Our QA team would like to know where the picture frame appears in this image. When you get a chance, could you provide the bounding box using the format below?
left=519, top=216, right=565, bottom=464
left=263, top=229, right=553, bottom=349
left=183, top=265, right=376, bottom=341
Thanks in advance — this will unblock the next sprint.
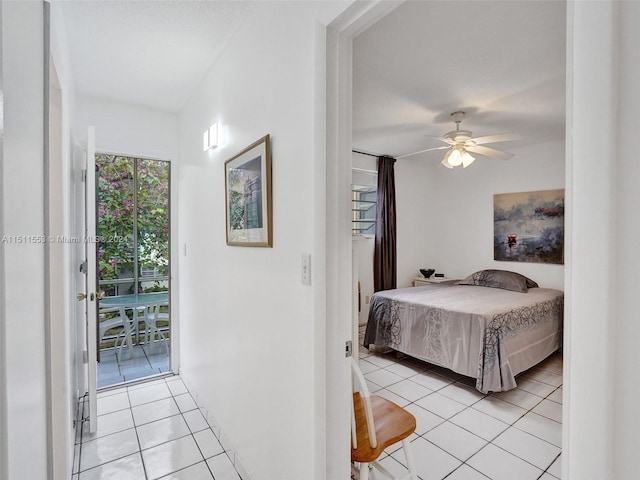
left=494, top=189, right=564, bottom=264
left=224, top=134, right=272, bottom=247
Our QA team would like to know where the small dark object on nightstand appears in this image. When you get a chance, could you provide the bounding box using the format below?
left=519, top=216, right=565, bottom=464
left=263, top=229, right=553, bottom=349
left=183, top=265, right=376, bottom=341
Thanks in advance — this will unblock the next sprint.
left=420, top=268, right=435, bottom=278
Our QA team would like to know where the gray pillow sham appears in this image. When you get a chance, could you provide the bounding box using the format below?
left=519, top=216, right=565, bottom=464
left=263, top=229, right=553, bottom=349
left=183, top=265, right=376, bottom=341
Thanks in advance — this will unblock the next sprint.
left=458, top=269, right=539, bottom=293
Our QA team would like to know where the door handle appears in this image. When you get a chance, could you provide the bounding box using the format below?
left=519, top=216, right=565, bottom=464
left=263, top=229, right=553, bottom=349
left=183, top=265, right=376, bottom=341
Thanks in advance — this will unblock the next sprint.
left=77, top=292, right=102, bottom=301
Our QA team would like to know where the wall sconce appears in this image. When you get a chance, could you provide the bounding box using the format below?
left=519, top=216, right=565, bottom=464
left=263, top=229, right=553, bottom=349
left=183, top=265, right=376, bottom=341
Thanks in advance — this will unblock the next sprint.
left=202, top=123, right=219, bottom=151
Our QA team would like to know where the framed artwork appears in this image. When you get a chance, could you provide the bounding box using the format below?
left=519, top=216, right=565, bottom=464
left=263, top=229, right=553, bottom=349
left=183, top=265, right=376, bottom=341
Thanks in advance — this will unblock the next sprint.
left=494, top=189, right=564, bottom=264
left=225, top=134, right=272, bottom=247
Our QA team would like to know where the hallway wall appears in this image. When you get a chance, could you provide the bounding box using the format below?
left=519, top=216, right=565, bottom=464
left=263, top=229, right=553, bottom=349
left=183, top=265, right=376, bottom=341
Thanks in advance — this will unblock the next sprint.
left=73, top=95, right=178, bottom=161
left=48, top=2, right=83, bottom=477
left=176, top=2, right=347, bottom=479
left=1, top=2, right=48, bottom=479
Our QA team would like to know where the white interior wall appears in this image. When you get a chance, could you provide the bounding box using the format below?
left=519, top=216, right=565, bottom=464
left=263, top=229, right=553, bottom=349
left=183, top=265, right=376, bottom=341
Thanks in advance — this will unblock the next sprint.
left=394, top=152, right=440, bottom=286
left=612, top=3, right=640, bottom=477
left=395, top=140, right=565, bottom=290
left=47, top=57, right=73, bottom=480
left=352, top=152, right=377, bottom=324
left=353, top=236, right=374, bottom=324
left=176, top=2, right=343, bottom=479
left=0, top=2, right=9, bottom=478
left=73, top=95, right=178, bottom=160
left=49, top=0, right=85, bottom=417
left=565, top=2, right=640, bottom=478
left=0, top=3, right=6, bottom=479
left=0, top=2, right=48, bottom=479
left=48, top=2, right=81, bottom=476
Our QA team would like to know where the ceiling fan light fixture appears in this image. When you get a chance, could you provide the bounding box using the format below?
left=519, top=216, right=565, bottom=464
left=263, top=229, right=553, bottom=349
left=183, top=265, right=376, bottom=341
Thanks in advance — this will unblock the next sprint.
left=440, top=149, right=454, bottom=168
left=441, top=155, right=454, bottom=169
left=462, top=151, right=476, bottom=168
left=400, top=110, right=515, bottom=166
left=447, top=147, right=464, bottom=167
left=440, top=146, right=475, bottom=169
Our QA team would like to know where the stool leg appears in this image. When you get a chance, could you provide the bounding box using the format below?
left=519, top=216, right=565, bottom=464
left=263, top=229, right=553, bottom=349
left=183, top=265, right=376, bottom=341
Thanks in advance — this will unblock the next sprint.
left=360, top=462, right=369, bottom=480
left=402, top=437, right=417, bottom=480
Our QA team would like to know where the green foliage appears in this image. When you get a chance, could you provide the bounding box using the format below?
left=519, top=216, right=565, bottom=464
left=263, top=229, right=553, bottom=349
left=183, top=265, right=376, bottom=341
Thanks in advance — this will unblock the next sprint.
left=96, top=155, right=169, bottom=286
left=227, top=168, right=245, bottom=231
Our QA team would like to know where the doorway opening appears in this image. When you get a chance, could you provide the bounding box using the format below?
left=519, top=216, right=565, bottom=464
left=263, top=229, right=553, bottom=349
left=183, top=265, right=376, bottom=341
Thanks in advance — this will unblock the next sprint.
left=334, top=1, right=566, bottom=477
left=94, top=154, right=171, bottom=388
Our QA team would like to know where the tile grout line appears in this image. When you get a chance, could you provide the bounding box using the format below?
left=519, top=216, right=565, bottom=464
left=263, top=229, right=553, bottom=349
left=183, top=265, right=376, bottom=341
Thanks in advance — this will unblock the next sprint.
left=127, top=384, right=150, bottom=480
left=76, top=375, right=242, bottom=480
left=359, top=346, right=563, bottom=479
left=537, top=451, right=562, bottom=480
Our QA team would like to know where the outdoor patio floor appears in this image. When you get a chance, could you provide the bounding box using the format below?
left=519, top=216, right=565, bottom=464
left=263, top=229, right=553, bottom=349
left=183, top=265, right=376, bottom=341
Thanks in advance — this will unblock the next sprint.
left=98, top=343, right=170, bottom=389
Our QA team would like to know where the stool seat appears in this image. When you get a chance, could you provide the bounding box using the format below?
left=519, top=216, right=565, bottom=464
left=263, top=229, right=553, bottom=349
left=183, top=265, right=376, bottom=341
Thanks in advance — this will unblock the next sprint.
left=350, top=358, right=418, bottom=480
left=351, top=393, right=416, bottom=464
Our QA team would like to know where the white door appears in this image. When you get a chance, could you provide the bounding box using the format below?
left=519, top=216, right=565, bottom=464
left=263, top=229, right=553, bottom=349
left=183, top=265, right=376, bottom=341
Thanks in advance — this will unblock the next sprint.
left=83, top=126, right=99, bottom=433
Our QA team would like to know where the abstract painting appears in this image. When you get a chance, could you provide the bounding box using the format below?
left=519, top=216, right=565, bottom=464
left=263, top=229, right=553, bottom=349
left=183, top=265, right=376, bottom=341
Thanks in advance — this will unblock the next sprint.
left=494, top=189, right=564, bottom=264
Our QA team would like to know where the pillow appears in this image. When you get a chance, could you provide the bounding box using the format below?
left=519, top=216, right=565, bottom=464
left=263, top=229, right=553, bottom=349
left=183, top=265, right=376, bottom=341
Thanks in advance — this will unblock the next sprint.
left=458, top=269, right=538, bottom=293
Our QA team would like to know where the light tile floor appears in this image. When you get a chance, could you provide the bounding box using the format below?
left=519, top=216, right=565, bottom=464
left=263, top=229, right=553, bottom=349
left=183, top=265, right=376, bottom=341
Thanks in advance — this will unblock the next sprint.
left=80, top=337, right=562, bottom=480
left=73, top=376, right=242, bottom=480
left=357, top=327, right=563, bottom=480
left=98, top=344, right=170, bottom=389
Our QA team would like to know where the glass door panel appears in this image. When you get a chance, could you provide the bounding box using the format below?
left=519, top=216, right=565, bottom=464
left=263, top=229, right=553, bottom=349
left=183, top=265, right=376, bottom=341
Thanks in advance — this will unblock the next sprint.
left=97, top=155, right=136, bottom=296
left=137, top=159, right=170, bottom=289
left=95, top=154, right=170, bottom=388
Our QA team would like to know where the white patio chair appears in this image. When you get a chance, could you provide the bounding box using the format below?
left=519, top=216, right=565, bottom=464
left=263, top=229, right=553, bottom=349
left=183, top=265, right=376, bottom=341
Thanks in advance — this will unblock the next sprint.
left=143, top=302, right=169, bottom=354
left=98, top=306, right=134, bottom=359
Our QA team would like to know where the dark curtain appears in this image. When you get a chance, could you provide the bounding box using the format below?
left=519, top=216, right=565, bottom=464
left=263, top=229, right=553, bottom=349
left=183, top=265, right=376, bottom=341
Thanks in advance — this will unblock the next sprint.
left=373, top=155, right=397, bottom=292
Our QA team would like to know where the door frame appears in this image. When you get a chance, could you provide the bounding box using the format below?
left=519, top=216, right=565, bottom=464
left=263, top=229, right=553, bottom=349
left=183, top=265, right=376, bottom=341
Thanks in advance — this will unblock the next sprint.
left=92, top=150, right=176, bottom=374
left=324, top=1, right=580, bottom=478
left=85, top=126, right=98, bottom=432
left=92, top=151, right=174, bottom=377
left=73, top=143, right=179, bottom=411
left=323, top=1, right=405, bottom=477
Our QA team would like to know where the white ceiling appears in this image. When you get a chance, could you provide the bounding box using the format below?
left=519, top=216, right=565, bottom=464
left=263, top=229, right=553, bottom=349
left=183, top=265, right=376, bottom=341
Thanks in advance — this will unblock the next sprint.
left=352, top=0, right=567, bottom=160
left=59, top=0, right=566, bottom=151
left=60, top=0, right=253, bottom=113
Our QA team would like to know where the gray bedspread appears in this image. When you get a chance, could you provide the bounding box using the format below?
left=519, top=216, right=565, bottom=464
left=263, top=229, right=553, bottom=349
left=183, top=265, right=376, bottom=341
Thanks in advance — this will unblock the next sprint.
left=363, top=284, right=564, bottom=393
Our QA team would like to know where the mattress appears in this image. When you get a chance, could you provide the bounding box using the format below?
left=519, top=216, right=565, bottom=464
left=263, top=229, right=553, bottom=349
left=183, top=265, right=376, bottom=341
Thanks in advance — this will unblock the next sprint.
left=363, top=283, right=564, bottom=393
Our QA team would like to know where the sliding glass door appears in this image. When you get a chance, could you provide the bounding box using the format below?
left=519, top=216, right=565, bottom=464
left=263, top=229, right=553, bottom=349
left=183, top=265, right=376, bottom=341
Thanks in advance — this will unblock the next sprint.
left=95, top=154, right=170, bottom=388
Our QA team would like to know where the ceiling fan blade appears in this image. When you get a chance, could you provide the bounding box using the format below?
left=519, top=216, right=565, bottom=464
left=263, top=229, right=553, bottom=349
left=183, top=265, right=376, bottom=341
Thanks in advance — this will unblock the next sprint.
left=397, top=145, right=449, bottom=159
left=471, top=133, right=520, bottom=145
left=465, top=145, right=514, bottom=160
left=424, top=135, right=456, bottom=145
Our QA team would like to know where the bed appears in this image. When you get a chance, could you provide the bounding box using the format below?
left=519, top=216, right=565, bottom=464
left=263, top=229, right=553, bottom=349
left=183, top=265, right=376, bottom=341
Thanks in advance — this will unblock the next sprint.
left=363, top=270, right=564, bottom=393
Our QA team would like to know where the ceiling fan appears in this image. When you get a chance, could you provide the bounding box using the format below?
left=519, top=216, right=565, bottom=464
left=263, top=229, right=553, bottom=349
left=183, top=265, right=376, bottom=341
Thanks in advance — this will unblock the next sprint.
left=397, top=111, right=519, bottom=169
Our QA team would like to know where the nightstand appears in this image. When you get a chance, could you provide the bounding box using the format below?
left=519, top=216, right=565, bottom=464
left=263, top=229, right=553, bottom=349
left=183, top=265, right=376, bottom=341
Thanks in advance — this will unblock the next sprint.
left=412, top=276, right=457, bottom=286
